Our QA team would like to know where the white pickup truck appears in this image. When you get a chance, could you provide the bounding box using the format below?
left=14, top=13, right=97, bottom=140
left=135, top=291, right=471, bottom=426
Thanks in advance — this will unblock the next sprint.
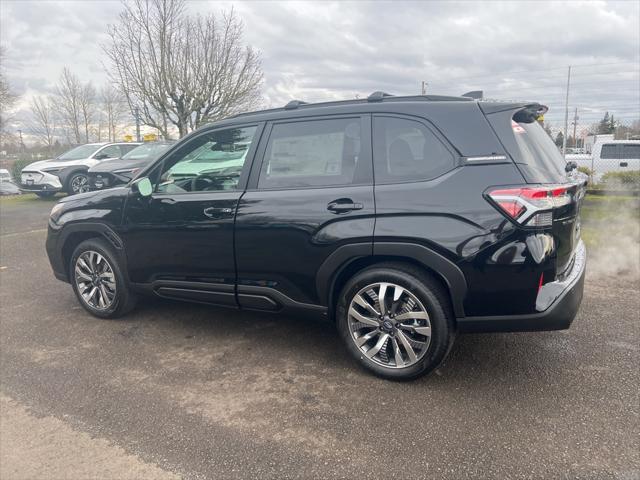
left=566, top=140, right=640, bottom=182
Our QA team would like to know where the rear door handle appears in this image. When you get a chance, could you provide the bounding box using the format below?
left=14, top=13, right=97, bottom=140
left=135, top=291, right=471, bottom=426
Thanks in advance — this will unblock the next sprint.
left=203, top=207, right=233, bottom=218
left=620, top=162, right=628, bottom=167
left=327, top=199, right=364, bottom=214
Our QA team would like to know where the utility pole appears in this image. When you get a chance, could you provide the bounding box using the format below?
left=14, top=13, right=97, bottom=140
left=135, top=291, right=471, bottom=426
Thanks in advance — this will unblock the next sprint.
left=571, top=107, right=578, bottom=148
left=134, top=106, right=141, bottom=142
left=17, top=130, right=25, bottom=152
left=562, top=65, right=571, bottom=158
left=421, top=81, right=427, bottom=95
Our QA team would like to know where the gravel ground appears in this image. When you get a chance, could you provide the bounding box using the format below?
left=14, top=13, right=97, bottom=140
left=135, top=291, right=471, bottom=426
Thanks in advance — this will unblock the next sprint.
left=0, top=194, right=638, bottom=480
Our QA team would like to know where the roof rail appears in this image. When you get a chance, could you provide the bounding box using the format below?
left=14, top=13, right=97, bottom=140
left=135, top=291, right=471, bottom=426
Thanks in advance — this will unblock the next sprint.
left=284, top=100, right=309, bottom=110
left=367, top=91, right=394, bottom=102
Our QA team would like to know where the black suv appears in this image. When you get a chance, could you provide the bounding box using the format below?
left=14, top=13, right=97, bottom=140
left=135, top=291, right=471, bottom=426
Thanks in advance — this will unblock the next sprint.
left=46, top=92, right=587, bottom=379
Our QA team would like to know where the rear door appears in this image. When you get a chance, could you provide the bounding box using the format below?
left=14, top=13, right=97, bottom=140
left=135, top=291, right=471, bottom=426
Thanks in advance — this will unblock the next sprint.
left=235, top=115, right=374, bottom=310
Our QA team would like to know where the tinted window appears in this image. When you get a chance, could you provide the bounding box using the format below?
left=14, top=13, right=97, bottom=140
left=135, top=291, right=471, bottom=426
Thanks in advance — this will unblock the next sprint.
left=600, top=144, right=618, bottom=159
left=622, top=144, right=640, bottom=159
left=156, top=126, right=256, bottom=194
left=373, top=116, right=454, bottom=183
left=512, top=121, right=566, bottom=179
left=259, top=118, right=361, bottom=189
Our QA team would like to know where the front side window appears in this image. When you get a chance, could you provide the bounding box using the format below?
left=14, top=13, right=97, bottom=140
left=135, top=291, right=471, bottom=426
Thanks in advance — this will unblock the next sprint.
left=373, top=116, right=455, bottom=183
left=600, top=144, right=618, bottom=159
left=156, top=126, right=256, bottom=194
left=258, top=118, right=362, bottom=189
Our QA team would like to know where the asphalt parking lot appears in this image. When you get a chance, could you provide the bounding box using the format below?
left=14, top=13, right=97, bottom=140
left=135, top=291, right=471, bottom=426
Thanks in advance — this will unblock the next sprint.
left=0, top=195, right=638, bottom=480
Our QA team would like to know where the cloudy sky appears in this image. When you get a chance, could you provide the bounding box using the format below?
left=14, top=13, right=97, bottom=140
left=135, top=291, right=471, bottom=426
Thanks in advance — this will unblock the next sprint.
left=1, top=0, right=638, bottom=133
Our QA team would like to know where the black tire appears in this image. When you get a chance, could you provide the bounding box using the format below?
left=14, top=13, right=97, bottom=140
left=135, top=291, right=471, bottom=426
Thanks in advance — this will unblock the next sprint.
left=70, top=238, right=137, bottom=319
left=35, top=191, right=56, bottom=198
left=66, top=172, right=89, bottom=195
left=336, top=262, right=455, bottom=380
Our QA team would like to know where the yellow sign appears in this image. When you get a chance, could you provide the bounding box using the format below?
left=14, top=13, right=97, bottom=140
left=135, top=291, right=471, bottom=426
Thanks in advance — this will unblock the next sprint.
left=537, top=114, right=545, bottom=122
left=143, top=133, right=158, bottom=142
left=123, top=134, right=133, bottom=142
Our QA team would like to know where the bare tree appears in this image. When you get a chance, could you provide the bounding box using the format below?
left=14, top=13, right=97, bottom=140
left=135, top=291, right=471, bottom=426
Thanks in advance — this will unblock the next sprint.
left=80, top=82, right=97, bottom=143
left=105, top=0, right=263, bottom=138
left=29, top=95, right=57, bottom=152
left=101, top=85, right=128, bottom=142
left=55, top=67, right=83, bottom=143
left=0, top=47, right=18, bottom=145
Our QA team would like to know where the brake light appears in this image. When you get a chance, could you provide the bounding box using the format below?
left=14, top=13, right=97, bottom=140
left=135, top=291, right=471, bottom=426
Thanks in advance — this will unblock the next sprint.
left=487, top=185, right=573, bottom=227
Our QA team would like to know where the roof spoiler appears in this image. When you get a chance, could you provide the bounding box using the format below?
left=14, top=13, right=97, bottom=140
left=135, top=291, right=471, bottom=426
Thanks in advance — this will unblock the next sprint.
left=479, top=102, right=548, bottom=123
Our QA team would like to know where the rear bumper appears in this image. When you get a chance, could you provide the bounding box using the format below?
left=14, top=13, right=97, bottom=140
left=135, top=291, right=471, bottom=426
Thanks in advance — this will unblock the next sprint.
left=457, top=240, right=586, bottom=333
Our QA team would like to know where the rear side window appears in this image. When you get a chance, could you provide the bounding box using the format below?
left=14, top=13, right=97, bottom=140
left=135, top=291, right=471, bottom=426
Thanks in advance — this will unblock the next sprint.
left=622, top=144, right=640, bottom=159
left=512, top=121, right=566, bottom=178
left=258, top=118, right=362, bottom=189
left=372, top=116, right=454, bottom=183
left=600, top=144, right=618, bottom=159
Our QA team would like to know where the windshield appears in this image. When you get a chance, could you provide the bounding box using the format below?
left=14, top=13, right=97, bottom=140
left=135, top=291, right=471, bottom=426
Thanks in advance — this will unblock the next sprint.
left=513, top=121, right=566, bottom=179
left=57, top=144, right=101, bottom=161
left=122, top=143, right=172, bottom=160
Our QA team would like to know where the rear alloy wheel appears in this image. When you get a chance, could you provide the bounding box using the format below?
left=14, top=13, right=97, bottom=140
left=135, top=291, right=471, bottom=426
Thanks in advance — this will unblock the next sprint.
left=347, top=282, right=432, bottom=369
left=68, top=172, right=89, bottom=195
left=337, top=264, right=454, bottom=380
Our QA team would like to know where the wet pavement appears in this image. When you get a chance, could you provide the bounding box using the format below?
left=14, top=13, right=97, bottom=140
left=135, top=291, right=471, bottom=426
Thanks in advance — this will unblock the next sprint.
left=1, top=195, right=638, bottom=479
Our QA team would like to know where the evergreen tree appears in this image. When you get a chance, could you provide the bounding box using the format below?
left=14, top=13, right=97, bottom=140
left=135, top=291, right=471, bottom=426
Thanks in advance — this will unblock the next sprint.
left=555, top=131, right=564, bottom=147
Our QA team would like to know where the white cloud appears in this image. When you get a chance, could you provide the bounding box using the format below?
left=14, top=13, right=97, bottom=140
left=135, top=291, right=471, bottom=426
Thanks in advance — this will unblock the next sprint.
left=1, top=0, right=638, bottom=130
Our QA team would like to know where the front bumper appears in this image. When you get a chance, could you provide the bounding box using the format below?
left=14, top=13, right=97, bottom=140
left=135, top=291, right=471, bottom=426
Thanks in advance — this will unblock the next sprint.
left=457, top=240, right=586, bottom=333
left=20, top=171, right=63, bottom=192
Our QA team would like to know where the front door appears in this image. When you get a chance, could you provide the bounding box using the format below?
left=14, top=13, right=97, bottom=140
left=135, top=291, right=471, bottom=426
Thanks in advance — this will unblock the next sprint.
left=235, top=115, right=374, bottom=310
left=123, top=124, right=262, bottom=306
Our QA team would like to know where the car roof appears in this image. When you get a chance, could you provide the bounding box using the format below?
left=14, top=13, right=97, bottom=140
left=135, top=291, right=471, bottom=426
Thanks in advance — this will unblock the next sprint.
left=198, top=92, right=543, bottom=132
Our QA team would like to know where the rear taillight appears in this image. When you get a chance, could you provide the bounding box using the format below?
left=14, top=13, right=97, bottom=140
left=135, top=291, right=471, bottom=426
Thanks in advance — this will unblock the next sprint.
left=486, top=185, right=573, bottom=227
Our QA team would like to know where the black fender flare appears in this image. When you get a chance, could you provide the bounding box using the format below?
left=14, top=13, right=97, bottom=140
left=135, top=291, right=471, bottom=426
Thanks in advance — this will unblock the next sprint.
left=56, top=222, right=126, bottom=280
left=316, top=242, right=467, bottom=318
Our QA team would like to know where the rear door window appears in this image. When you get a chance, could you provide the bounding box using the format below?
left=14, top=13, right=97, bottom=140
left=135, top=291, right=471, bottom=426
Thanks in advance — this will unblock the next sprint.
left=258, top=117, right=363, bottom=189
left=372, top=116, right=455, bottom=183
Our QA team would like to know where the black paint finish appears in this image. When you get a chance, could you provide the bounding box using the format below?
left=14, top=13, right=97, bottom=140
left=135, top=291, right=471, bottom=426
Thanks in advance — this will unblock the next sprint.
left=45, top=95, right=586, bottom=332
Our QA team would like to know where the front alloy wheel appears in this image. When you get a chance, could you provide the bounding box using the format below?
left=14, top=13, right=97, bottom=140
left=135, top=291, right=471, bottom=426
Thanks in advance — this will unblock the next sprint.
left=74, top=250, right=117, bottom=310
left=347, top=282, right=432, bottom=369
left=69, top=173, right=89, bottom=194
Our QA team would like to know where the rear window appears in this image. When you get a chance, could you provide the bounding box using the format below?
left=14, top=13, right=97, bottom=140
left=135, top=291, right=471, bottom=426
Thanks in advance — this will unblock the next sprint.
left=622, top=144, right=640, bottom=159
left=512, top=120, right=565, bottom=179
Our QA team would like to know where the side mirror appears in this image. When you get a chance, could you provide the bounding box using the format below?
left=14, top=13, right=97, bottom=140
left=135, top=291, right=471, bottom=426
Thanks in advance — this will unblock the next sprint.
left=94, top=154, right=110, bottom=160
left=132, top=177, right=153, bottom=197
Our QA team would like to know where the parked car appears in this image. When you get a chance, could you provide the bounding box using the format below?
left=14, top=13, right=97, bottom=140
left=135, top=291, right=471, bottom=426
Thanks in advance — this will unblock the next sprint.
left=20, top=142, right=141, bottom=197
left=0, top=168, right=13, bottom=182
left=568, top=140, right=640, bottom=182
left=45, top=92, right=587, bottom=379
left=88, top=141, right=174, bottom=191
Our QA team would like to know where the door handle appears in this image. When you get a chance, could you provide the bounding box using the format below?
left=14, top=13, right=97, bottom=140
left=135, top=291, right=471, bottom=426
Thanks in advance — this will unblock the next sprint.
left=327, top=199, right=364, bottom=214
left=203, top=207, right=233, bottom=218
left=620, top=162, right=628, bottom=167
